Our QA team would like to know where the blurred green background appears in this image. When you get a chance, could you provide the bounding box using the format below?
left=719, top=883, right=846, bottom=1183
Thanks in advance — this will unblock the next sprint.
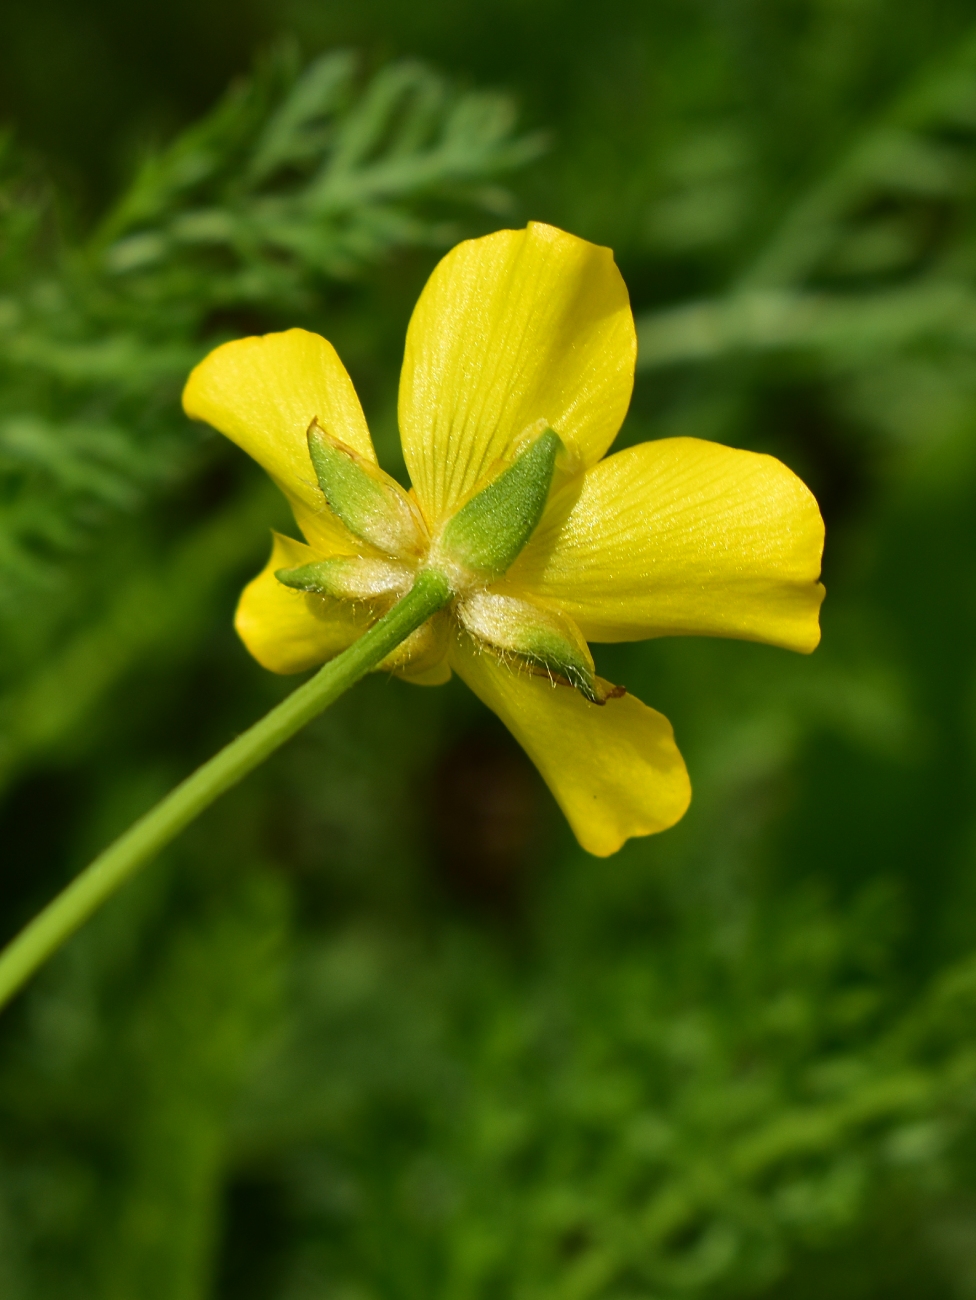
left=3, top=0, right=976, bottom=1295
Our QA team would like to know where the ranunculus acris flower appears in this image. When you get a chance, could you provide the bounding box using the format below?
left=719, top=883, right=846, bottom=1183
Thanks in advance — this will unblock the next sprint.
left=184, top=222, right=824, bottom=855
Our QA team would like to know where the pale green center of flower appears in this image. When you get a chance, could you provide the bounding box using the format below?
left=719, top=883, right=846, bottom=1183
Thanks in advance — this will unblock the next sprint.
left=275, top=420, right=618, bottom=701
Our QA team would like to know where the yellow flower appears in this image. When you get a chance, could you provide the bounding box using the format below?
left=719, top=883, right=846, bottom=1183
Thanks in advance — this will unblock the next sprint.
left=183, top=222, right=824, bottom=856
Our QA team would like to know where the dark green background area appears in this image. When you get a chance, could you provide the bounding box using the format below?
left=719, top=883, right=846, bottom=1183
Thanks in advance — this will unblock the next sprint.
left=3, top=2, right=976, bottom=1298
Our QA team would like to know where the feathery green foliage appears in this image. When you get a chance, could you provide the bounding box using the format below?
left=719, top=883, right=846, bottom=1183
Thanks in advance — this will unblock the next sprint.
left=3, top=4, right=976, bottom=1298
left=0, top=43, right=538, bottom=600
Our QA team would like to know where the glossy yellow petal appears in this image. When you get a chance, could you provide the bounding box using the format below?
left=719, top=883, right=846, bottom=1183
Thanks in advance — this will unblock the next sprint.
left=396, top=658, right=453, bottom=687
left=388, top=612, right=453, bottom=686
left=183, top=329, right=376, bottom=539
left=451, top=635, right=691, bottom=856
left=381, top=611, right=451, bottom=685
left=235, top=532, right=372, bottom=675
left=399, top=222, right=636, bottom=526
left=506, top=438, right=825, bottom=653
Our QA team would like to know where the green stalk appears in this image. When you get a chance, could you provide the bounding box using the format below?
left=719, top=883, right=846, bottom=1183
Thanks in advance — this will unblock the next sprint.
left=0, top=568, right=452, bottom=1013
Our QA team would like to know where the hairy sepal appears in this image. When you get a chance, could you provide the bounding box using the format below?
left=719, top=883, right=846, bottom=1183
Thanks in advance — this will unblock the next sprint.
left=458, top=590, right=622, bottom=704
left=275, top=555, right=413, bottom=602
left=436, top=428, right=561, bottom=579
left=307, top=419, right=426, bottom=558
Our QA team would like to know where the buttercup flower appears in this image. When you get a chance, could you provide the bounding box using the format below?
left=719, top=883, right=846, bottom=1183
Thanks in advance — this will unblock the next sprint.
left=183, top=222, right=824, bottom=855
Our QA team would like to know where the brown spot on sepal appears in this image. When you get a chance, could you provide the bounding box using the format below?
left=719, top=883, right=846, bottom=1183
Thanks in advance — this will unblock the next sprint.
left=523, top=661, right=626, bottom=705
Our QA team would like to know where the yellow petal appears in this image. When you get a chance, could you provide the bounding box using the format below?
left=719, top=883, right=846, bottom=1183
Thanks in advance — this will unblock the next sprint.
left=183, top=329, right=376, bottom=552
left=451, top=635, right=691, bottom=856
left=381, top=611, right=452, bottom=685
left=399, top=222, right=636, bottom=526
left=506, top=437, right=825, bottom=653
left=235, top=532, right=372, bottom=674
left=396, top=658, right=453, bottom=687
left=389, top=611, right=453, bottom=686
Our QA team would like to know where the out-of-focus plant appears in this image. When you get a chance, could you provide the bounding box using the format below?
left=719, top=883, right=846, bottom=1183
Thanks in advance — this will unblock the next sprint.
left=4, top=7, right=976, bottom=1300
left=636, top=25, right=976, bottom=477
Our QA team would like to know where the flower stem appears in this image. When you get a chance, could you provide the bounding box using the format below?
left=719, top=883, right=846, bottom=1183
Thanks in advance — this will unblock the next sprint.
left=0, top=568, right=452, bottom=1013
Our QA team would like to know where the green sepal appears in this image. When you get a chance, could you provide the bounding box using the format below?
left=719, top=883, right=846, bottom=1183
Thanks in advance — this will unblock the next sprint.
left=517, top=638, right=623, bottom=705
left=458, top=590, right=623, bottom=704
left=438, top=429, right=561, bottom=577
left=275, top=556, right=411, bottom=602
left=307, top=421, right=423, bottom=558
left=520, top=630, right=597, bottom=699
